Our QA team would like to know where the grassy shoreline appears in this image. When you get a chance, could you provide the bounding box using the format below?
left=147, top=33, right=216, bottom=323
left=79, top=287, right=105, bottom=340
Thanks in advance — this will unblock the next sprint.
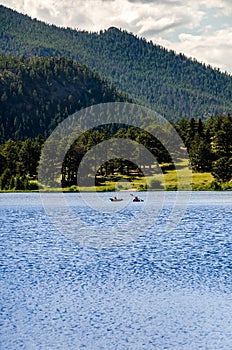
left=1, top=174, right=231, bottom=193
left=1, top=161, right=231, bottom=193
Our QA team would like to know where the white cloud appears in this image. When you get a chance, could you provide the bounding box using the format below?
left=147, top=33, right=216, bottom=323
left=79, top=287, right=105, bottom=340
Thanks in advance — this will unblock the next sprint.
left=200, top=0, right=232, bottom=15
left=0, top=0, right=205, bottom=32
left=0, top=0, right=231, bottom=73
left=153, top=28, right=232, bottom=73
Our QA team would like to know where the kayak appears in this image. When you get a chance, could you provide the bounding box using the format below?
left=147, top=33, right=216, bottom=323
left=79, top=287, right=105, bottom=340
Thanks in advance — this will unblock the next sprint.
left=110, top=198, right=123, bottom=201
left=130, top=194, right=143, bottom=202
left=133, top=198, right=144, bottom=202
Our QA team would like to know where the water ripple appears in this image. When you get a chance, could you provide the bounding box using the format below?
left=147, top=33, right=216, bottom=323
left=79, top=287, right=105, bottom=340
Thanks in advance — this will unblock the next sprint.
left=0, top=192, right=232, bottom=349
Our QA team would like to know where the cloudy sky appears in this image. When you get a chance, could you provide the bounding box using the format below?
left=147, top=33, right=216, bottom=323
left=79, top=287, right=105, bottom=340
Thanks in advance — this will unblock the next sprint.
left=1, top=0, right=232, bottom=73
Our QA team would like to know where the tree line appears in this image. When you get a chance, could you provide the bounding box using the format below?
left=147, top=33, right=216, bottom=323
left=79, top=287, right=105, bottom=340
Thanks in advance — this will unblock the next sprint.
left=0, top=115, right=231, bottom=190
left=0, top=136, right=44, bottom=190
left=176, top=115, right=232, bottom=182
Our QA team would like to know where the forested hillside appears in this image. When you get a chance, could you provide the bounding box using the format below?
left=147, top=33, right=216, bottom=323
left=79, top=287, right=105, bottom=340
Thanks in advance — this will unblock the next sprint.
left=1, top=5, right=231, bottom=121
left=0, top=55, right=130, bottom=142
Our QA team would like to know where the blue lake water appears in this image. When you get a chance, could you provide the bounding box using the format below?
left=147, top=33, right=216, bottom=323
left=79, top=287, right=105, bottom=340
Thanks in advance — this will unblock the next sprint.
left=0, top=191, right=232, bottom=349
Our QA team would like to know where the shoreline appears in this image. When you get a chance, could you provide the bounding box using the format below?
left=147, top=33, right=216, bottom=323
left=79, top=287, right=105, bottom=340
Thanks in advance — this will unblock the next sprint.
left=0, top=188, right=231, bottom=193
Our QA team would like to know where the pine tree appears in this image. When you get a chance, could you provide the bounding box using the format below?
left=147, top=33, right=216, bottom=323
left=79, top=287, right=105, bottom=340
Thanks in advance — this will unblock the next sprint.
left=189, top=135, right=212, bottom=172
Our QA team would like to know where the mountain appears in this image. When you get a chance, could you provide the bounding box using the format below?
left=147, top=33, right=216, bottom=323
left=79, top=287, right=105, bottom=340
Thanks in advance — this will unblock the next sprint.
left=0, top=5, right=231, bottom=122
left=0, top=55, right=130, bottom=142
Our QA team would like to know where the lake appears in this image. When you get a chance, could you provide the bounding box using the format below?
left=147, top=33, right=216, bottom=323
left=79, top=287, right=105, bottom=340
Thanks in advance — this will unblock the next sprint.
left=1, top=191, right=232, bottom=349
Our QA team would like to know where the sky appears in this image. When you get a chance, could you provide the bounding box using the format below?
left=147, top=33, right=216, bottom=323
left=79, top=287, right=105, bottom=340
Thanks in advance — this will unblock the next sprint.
left=1, top=0, right=232, bottom=73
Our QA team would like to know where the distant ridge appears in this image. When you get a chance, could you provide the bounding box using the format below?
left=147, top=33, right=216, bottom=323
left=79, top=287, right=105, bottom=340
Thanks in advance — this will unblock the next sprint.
left=0, top=5, right=232, bottom=121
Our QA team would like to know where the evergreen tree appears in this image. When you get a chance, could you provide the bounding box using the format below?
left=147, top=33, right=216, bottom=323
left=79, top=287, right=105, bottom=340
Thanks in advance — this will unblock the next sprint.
left=15, top=174, right=24, bottom=190
left=189, top=135, right=212, bottom=172
left=0, top=168, right=12, bottom=190
left=212, top=157, right=232, bottom=183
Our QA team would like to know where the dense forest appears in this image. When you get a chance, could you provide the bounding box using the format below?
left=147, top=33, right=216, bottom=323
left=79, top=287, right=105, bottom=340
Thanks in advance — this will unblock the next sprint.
left=0, top=55, right=130, bottom=142
left=0, top=5, right=232, bottom=122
